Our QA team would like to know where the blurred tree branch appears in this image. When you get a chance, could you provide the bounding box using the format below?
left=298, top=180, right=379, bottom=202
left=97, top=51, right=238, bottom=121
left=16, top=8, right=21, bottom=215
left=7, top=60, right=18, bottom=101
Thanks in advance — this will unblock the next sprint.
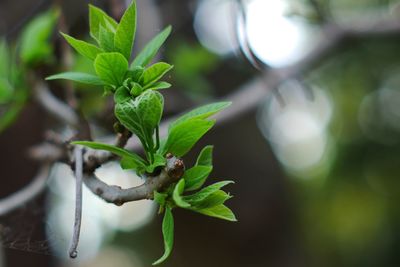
left=1, top=14, right=400, bottom=216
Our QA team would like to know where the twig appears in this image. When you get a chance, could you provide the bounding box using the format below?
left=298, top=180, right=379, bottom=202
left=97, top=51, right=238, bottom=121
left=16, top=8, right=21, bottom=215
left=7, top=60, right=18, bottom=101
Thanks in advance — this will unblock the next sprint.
left=0, top=164, right=50, bottom=216
left=83, top=156, right=184, bottom=205
left=34, top=80, right=79, bottom=127
left=69, top=146, right=83, bottom=258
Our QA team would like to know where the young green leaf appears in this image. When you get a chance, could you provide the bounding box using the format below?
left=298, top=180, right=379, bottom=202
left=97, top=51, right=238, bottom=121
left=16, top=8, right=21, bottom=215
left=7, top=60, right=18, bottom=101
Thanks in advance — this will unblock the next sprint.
left=170, top=102, right=231, bottom=129
left=72, top=141, right=146, bottom=169
left=183, top=181, right=234, bottom=204
left=183, top=165, right=213, bottom=191
left=19, top=9, right=58, bottom=66
left=162, top=119, right=215, bottom=157
left=46, top=72, right=105, bottom=86
left=61, top=33, right=103, bottom=60
left=195, top=204, right=237, bottom=222
left=153, top=206, right=174, bottom=265
left=190, top=190, right=232, bottom=210
left=114, top=86, right=131, bottom=103
left=154, top=191, right=168, bottom=207
left=140, top=62, right=173, bottom=88
left=115, top=99, right=152, bottom=149
left=89, top=4, right=118, bottom=41
left=172, top=179, right=191, bottom=208
left=146, top=154, right=167, bottom=173
left=146, top=81, right=171, bottom=90
left=0, top=79, right=13, bottom=104
left=196, top=145, right=213, bottom=166
left=131, top=26, right=172, bottom=68
left=94, top=52, right=128, bottom=86
left=0, top=40, right=10, bottom=77
left=135, top=90, right=164, bottom=134
left=114, top=1, right=136, bottom=60
left=98, top=25, right=115, bottom=51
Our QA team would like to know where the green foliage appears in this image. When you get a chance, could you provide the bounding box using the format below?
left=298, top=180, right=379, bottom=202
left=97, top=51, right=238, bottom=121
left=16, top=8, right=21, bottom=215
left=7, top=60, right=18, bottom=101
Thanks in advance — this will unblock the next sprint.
left=114, top=1, right=136, bottom=60
left=47, top=3, right=236, bottom=264
left=0, top=39, right=28, bottom=132
left=132, top=26, right=172, bottom=67
left=19, top=9, right=58, bottom=66
left=94, top=52, right=128, bottom=87
left=153, top=206, right=174, bottom=265
left=61, top=33, right=102, bottom=60
left=46, top=72, right=105, bottom=86
left=161, top=119, right=215, bottom=157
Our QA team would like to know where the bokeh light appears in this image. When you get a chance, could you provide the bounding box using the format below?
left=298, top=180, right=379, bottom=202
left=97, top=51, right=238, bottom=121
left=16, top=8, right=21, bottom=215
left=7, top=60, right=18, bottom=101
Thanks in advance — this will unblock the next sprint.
left=240, top=0, right=320, bottom=68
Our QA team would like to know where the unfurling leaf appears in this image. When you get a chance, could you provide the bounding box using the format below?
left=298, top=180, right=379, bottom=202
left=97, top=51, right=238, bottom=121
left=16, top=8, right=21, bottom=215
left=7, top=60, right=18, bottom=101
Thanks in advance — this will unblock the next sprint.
left=182, top=181, right=234, bottom=204
left=146, top=154, right=167, bottom=173
left=140, top=62, right=173, bottom=88
left=46, top=72, right=105, bottom=86
left=173, top=179, right=191, bottom=208
left=183, top=165, right=213, bottom=191
left=115, top=89, right=163, bottom=149
left=153, top=206, right=174, bottom=265
left=94, top=52, right=128, bottom=86
left=132, top=26, right=172, bottom=68
left=196, top=145, right=214, bottom=166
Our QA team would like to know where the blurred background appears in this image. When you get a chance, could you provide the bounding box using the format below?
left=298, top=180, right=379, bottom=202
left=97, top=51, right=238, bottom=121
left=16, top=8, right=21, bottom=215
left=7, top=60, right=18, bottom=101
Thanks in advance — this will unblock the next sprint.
left=1, top=0, right=400, bottom=266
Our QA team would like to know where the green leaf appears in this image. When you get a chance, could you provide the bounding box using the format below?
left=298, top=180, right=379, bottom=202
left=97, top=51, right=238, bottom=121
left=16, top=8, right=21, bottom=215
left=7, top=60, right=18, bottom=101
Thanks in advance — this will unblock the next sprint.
left=115, top=89, right=163, bottom=151
left=114, top=1, right=136, bottom=60
left=183, top=181, right=234, bottom=204
left=19, top=9, right=58, bottom=66
left=94, top=52, right=128, bottom=86
left=146, top=81, right=171, bottom=90
left=195, top=204, right=237, bottom=222
left=89, top=4, right=118, bottom=41
left=61, top=33, right=103, bottom=60
left=153, top=206, right=174, bottom=265
left=140, top=62, right=173, bottom=88
left=162, top=119, right=215, bottom=157
left=98, top=25, right=115, bottom=51
left=183, top=165, right=213, bottom=191
left=114, top=86, right=131, bottom=103
left=72, top=141, right=146, bottom=170
left=46, top=72, right=105, bottom=86
left=154, top=191, right=168, bottom=206
left=170, top=102, right=231, bottom=129
left=173, top=179, right=191, bottom=208
left=0, top=79, right=13, bottom=104
left=193, top=190, right=232, bottom=210
left=196, top=145, right=213, bottom=166
left=0, top=40, right=10, bottom=77
left=146, top=154, right=167, bottom=173
left=132, top=26, right=172, bottom=68
left=135, top=90, right=164, bottom=135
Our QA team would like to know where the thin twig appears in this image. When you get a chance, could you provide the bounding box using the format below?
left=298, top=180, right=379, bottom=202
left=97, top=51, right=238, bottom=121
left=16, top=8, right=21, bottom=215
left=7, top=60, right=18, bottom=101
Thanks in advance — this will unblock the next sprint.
left=69, top=146, right=83, bottom=258
left=0, top=164, right=50, bottom=216
left=34, top=80, right=79, bottom=127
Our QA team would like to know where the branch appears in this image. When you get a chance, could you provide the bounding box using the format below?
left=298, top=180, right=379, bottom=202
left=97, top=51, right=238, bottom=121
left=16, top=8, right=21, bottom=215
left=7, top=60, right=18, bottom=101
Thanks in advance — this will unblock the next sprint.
left=33, top=80, right=79, bottom=127
left=83, top=155, right=184, bottom=205
left=0, top=164, right=50, bottom=216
